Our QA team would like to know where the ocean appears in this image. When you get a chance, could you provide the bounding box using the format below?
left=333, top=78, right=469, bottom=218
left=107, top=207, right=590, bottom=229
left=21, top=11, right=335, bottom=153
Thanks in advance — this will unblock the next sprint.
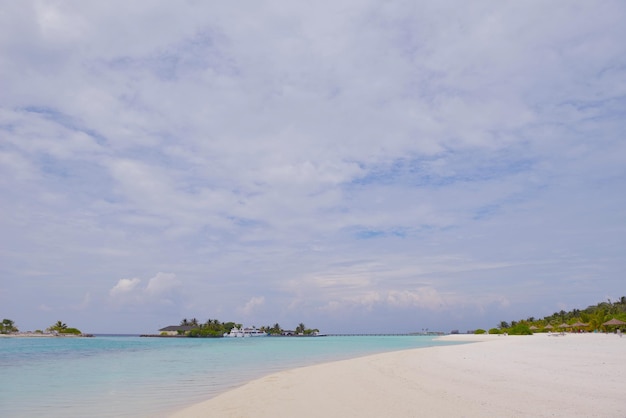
left=0, top=335, right=462, bottom=417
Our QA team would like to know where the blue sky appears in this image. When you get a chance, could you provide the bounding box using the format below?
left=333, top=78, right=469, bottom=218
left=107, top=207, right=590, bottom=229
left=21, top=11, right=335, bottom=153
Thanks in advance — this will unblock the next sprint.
left=1, top=1, right=625, bottom=334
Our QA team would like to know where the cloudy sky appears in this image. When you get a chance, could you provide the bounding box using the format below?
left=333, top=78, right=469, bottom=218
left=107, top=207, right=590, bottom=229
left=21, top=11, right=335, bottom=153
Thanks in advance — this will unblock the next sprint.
left=1, top=1, right=625, bottom=334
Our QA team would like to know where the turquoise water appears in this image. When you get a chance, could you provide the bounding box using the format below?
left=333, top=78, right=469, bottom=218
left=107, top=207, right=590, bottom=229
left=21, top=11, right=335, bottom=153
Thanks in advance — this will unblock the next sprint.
left=0, top=335, right=461, bottom=417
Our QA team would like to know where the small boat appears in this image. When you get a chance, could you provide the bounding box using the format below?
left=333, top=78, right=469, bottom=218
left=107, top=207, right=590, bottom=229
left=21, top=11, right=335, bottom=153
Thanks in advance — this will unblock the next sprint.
left=223, top=327, right=267, bottom=338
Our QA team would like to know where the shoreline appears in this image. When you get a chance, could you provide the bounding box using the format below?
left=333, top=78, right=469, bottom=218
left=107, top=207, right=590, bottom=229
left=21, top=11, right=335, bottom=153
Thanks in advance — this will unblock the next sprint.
left=0, top=333, right=94, bottom=338
left=171, top=333, right=626, bottom=418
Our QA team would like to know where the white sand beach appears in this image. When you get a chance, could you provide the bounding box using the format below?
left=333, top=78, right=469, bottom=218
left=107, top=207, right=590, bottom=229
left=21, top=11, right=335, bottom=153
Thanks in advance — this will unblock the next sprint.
left=171, top=333, right=626, bottom=418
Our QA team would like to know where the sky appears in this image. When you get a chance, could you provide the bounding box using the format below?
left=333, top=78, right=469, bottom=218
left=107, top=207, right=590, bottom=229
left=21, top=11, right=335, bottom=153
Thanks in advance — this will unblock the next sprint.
left=1, top=1, right=625, bottom=334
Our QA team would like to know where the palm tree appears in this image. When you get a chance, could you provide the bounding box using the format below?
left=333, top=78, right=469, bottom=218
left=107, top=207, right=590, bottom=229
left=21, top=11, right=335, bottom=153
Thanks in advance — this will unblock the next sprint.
left=190, top=318, right=199, bottom=327
left=588, top=309, right=607, bottom=332
left=296, top=323, right=306, bottom=334
left=1, top=318, right=16, bottom=333
left=48, top=321, right=67, bottom=333
left=580, top=312, right=591, bottom=323
left=180, top=318, right=189, bottom=326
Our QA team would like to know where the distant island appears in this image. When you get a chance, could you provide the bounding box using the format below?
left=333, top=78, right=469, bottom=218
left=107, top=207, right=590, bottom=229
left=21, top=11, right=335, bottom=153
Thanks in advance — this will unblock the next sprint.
left=0, top=319, right=93, bottom=337
left=144, top=318, right=320, bottom=338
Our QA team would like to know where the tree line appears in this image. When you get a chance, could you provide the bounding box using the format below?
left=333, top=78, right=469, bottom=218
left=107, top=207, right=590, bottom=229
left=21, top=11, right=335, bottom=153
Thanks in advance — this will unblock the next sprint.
left=485, top=296, right=626, bottom=335
left=0, top=319, right=82, bottom=335
left=177, top=318, right=318, bottom=337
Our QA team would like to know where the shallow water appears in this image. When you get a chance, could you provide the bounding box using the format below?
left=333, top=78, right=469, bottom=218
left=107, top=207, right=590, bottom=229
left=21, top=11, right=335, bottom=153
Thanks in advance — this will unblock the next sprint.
left=0, top=335, right=461, bottom=417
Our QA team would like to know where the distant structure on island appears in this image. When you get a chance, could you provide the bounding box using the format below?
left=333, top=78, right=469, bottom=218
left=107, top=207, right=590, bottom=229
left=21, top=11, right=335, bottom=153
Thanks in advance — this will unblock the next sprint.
left=158, top=325, right=195, bottom=336
left=144, top=319, right=324, bottom=338
left=149, top=324, right=324, bottom=338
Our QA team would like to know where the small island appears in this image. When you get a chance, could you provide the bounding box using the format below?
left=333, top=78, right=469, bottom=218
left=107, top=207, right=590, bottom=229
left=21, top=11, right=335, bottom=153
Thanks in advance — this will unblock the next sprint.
left=0, top=319, right=93, bottom=337
left=143, top=318, right=321, bottom=338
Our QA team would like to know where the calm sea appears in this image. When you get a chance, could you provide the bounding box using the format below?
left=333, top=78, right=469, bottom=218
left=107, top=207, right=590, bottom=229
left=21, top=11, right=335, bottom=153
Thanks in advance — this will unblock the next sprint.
left=0, top=335, right=462, bottom=417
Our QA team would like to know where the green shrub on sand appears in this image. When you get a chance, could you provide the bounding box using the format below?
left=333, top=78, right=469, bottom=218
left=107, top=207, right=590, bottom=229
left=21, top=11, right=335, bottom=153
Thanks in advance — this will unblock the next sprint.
left=508, top=324, right=533, bottom=335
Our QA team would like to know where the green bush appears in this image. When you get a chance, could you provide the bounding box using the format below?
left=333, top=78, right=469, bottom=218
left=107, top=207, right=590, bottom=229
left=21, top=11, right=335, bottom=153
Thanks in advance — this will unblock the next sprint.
left=188, top=328, right=222, bottom=338
left=488, top=328, right=501, bottom=334
left=474, top=329, right=486, bottom=334
left=61, top=328, right=82, bottom=335
left=508, top=324, right=533, bottom=335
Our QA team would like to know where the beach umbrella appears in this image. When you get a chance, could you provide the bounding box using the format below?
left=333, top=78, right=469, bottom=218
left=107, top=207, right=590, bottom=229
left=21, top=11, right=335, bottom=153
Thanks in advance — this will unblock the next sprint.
left=571, top=321, right=588, bottom=328
left=602, top=318, right=626, bottom=326
left=544, top=324, right=554, bottom=330
left=602, top=318, right=626, bottom=333
left=529, top=325, right=538, bottom=330
left=558, top=323, right=570, bottom=329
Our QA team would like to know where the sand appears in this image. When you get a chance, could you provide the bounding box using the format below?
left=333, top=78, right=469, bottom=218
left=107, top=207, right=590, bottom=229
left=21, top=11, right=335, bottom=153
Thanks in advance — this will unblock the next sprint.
left=171, top=333, right=626, bottom=418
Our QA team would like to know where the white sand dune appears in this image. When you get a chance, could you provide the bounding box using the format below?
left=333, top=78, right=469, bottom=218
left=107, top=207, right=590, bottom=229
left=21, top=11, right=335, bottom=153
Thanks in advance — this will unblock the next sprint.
left=171, top=333, right=626, bottom=418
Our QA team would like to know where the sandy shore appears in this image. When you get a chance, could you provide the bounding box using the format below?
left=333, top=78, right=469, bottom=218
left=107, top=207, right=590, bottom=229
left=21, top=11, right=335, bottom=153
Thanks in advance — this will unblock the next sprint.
left=171, top=333, right=626, bottom=418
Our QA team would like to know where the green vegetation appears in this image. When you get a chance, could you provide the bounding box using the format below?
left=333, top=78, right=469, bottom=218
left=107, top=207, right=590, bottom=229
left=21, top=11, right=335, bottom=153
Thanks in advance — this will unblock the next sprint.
left=260, top=322, right=319, bottom=335
left=48, top=320, right=82, bottom=335
left=177, top=318, right=240, bottom=337
left=497, top=296, right=626, bottom=334
left=176, top=318, right=319, bottom=337
left=507, top=323, right=532, bottom=335
left=260, top=323, right=284, bottom=335
left=474, top=329, right=486, bottom=334
left=1, top=318, right=18, bottom=334
left=1, top=319, right=87, bottom=336
left=292, top=322, right=320, bottom=335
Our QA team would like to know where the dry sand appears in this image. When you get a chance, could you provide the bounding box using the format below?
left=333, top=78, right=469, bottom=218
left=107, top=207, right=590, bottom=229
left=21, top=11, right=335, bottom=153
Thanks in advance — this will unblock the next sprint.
left=171, top=333, right=626, bottom=418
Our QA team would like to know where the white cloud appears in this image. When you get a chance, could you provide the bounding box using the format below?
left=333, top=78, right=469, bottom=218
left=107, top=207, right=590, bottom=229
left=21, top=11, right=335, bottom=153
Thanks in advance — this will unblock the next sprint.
left=1, top=1, right=625, bottom=333
left=239, top=296, right=266, bottom=316
left=109, top=273, right=182, bottom=308
left=109, top=278, right=141, bottom=298
left=145, top=272, right=181, bottom=296
left=386, top=288, right=445, bottom=310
